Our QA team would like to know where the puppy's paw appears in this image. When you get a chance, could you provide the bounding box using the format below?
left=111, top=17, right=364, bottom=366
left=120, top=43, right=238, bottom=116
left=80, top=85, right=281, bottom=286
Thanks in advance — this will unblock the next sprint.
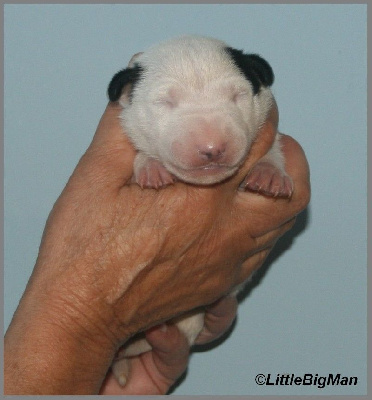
left=240, top=161, right=293, bottom=198
left=134, top=157, right=176, bottom=189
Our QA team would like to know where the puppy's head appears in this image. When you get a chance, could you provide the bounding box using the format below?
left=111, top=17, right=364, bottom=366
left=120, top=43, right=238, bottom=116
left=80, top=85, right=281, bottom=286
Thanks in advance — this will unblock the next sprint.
left=108, top=36, right=274, bottom=185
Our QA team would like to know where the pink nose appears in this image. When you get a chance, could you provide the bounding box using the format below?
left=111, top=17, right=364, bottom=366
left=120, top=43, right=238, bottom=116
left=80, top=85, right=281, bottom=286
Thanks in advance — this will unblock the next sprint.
left=198, top=143, right=226, bottom=162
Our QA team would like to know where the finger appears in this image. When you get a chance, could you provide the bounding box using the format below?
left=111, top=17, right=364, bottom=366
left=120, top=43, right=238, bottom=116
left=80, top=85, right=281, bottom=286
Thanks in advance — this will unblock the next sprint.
left=234, top=217, right=295, bottom=283
left=145, top=323, right=190, bottom=385
left=234, top=135, right=310, bottom=237
left=243, top=98, right=279, bottom=167
left=101, top=325, right=190, bottom=395
left=194, top=296, right=238, bottom=345
left=238, top=246, right=275, bottom=284
left=225, top=99, right=278, bottom=194
left=253, top=216, right=297, bottom=242
left=280, top=134, right=311, bottom=213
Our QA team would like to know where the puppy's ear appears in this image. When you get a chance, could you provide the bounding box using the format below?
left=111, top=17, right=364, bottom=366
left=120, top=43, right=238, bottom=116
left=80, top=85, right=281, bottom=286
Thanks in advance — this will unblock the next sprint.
left=107, top=64, right=143, bottom=102
left=107, top=52, right=145, bottom=102
left=225, top=47, right=274, bottom=94
left=128, top=52, right=144, bottom=67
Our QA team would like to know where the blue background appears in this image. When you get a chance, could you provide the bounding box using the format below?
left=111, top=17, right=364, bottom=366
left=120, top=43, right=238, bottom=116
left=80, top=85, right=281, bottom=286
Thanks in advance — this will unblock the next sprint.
left=4, top=4, right=367, bottom=395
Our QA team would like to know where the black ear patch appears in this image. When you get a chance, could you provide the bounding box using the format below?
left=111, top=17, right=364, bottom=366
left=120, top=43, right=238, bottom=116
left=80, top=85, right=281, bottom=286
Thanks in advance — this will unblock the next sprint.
left=107, top=64, right=144, bottom=102
left=225, top=47, right=274, bottom=94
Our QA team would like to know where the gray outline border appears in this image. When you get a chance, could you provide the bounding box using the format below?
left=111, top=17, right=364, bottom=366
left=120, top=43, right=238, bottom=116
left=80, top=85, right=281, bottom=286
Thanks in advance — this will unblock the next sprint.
left=1, top=1, right=369, bottom=399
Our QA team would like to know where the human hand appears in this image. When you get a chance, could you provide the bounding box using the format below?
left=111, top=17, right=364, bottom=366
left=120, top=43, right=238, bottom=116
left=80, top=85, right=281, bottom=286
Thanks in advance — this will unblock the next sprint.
left=4, top=101, right=309, bottom=394
left=99, top=296, right=237, bottom=395
left=37, top=101, right=307, bottom=335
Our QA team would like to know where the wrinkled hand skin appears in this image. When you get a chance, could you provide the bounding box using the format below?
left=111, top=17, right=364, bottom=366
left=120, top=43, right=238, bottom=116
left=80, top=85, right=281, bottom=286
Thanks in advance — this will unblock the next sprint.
left=4, top=101, right=310, bottom=395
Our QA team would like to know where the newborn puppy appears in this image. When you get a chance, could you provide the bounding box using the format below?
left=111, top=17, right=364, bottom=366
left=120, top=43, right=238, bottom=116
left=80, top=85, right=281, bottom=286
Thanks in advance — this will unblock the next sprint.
left=108, top=35, right=293, bottom=195
left=108, top=35, right=293, bottom=386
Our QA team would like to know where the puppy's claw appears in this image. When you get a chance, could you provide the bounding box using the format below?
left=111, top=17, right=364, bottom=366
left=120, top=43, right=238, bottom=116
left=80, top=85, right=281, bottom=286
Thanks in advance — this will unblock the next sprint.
left=240, top=161, right=293, bottom=198
left=134, top=158, right=176, bottom=189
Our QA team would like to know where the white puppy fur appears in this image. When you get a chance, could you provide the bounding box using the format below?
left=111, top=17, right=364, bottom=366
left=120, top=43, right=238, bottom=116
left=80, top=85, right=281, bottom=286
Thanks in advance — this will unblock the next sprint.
left=108, top=35, right=293, bottom=386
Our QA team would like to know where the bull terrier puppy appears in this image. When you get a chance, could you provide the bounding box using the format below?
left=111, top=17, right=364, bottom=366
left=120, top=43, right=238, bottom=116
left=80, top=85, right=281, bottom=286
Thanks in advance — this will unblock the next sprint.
left=108, top=35, right=293, bottom=386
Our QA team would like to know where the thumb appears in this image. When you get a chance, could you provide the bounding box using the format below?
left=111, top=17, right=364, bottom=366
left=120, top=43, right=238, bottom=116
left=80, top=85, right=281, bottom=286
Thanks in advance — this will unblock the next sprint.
left=246, top=97, right=279, bottom=166
left=71, top=102, right=136, bottom=190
